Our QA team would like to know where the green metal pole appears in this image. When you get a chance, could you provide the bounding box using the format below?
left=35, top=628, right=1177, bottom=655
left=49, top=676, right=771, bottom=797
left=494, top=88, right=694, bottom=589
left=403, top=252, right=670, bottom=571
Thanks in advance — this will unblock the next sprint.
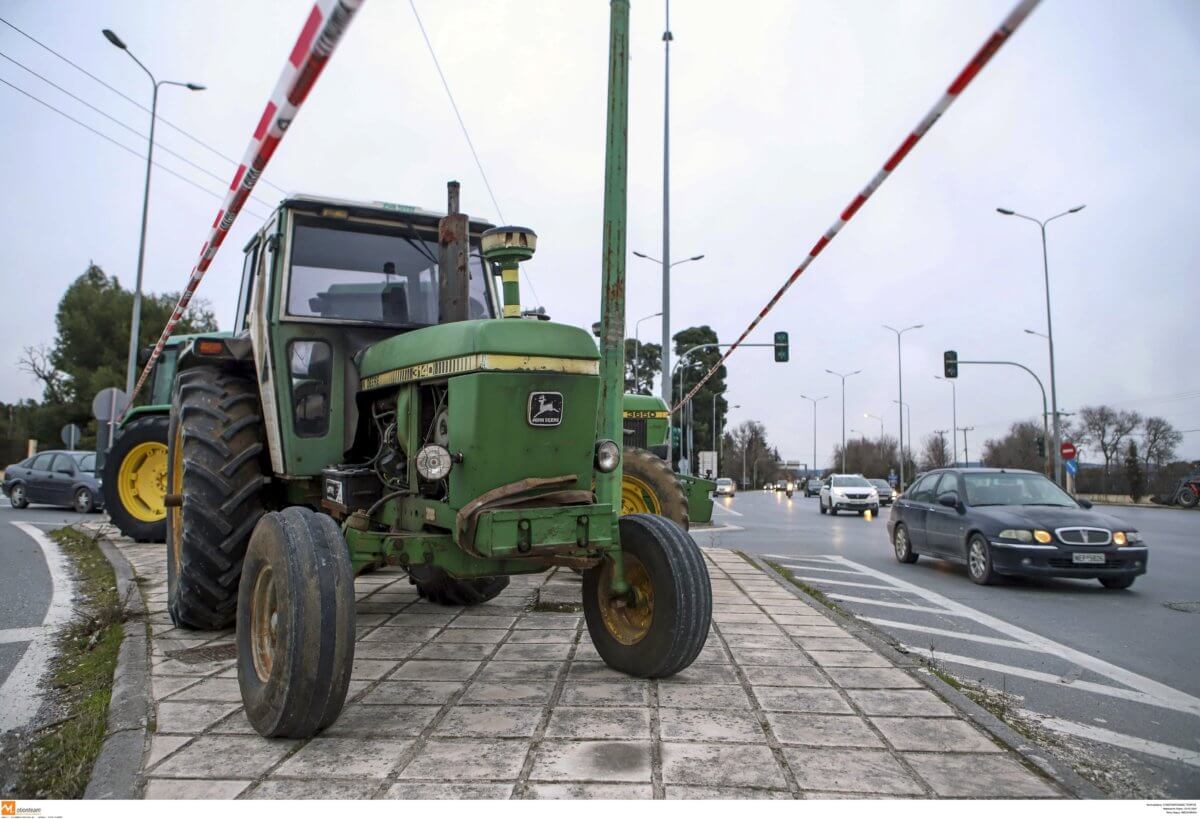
left=596, top=0, right=631, bottom=593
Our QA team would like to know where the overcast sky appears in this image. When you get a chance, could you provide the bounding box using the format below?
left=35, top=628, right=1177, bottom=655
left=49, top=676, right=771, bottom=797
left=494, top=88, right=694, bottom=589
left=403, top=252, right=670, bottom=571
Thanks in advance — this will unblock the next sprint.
left=2, top=0, right=1198, bottom=466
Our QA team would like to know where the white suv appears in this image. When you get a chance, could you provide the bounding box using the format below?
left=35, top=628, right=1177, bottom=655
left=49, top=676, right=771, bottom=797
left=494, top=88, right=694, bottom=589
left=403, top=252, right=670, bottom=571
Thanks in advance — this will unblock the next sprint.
left=819, top=474, right=880, bottom=516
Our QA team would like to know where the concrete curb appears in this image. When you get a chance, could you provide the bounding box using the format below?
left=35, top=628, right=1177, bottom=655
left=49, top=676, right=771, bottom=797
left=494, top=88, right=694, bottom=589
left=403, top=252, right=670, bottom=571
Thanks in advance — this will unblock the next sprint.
left=742, top=552, right=1104, bottom=800
left=83, top=530, right=151, bottom=800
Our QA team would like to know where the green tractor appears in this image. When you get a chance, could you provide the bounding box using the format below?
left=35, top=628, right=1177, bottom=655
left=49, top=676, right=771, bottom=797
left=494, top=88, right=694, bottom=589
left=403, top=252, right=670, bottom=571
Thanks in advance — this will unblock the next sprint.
left=620, top=393, right=714, bottom=528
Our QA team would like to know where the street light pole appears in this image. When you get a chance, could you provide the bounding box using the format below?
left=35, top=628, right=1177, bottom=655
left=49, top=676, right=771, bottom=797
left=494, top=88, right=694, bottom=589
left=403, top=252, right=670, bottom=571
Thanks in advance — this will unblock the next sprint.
left=103, top=29, right=204, bottom=396
left=661, top=0, right=673, bottom=410
left=892, top=400, right=912, bottom=468
left=825, top=369, right=861, bottom=473
left=934, top=375, right=957, bottom=467
left=883, top=323, right=922, bottom=490
left=799, top=394, right=828, bottom=477
left=864, top=412, right=883, bottom=439
left=633, top=310, right=662, bottom=392
left=997, top=204, right=1085, bottom=485
left=632, top=249, right=704, bottom=405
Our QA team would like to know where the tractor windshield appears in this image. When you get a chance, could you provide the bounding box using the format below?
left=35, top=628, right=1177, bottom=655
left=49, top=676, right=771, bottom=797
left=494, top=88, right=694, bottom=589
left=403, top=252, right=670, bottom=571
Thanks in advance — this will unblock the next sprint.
left=286, top=215, right=495, bottom=326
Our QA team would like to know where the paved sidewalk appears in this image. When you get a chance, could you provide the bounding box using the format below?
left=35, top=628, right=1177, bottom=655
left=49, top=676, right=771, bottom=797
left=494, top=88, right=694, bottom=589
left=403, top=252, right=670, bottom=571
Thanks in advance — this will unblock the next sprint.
left=106, top=536, right=1062, bottom=799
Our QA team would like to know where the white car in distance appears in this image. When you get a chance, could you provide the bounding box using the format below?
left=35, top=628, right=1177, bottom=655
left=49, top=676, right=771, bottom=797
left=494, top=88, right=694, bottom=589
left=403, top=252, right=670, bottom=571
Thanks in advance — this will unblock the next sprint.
left=819, top=474, right=880, bottom=516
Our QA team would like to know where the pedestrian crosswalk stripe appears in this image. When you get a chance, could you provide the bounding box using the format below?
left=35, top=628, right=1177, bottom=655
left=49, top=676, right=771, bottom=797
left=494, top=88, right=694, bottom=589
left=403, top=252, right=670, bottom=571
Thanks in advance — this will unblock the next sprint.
left=828, top=594, right=962, bottom=616
left=1020, top=711, right=1200, bottom=769
left=794, top=576, right=894, bottom=590
left=861, top=616, right=1045, bottom=652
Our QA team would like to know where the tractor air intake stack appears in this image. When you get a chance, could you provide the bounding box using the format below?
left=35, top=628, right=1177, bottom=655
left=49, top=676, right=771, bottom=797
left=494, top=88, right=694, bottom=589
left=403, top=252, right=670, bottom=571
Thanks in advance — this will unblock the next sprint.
left=481, top=226, right=537, bottom=318
left=438, top=181, right=470, bottom=323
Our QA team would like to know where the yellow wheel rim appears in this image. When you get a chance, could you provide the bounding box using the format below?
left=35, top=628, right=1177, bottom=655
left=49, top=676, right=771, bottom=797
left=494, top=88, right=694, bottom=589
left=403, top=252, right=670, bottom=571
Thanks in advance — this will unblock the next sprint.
left=169, top=425, right=184, bottom=575
left=597, top=552, right=654, bottom=645
left=621, top=475, right=661, bottom=516
left=250, top=565, right=278, bottom=683
left=116, top=441, right=169, bottom=522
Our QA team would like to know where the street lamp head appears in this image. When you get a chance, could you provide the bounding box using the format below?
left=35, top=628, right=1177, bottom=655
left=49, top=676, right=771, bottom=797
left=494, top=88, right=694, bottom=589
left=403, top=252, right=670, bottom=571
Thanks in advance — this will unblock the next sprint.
left=632, top=251, right=650, bottom=260
left=689, top=254, right=705, bottom=261
left=824, top=369, right=835, bottom=376
left=1068, top=205, right=1086, bottom=213
left=912, top=324, right=925, bottom=330
left=102, top=29, right=127, bottom=49
left=996, top=207, right=1015, bottom=216
left=186, top=83, right=206, bottom=91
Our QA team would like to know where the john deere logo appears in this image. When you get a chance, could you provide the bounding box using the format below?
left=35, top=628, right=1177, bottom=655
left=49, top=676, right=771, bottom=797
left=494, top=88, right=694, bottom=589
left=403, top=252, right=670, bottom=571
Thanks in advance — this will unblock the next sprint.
left=528, top=392, right=563, bottom=427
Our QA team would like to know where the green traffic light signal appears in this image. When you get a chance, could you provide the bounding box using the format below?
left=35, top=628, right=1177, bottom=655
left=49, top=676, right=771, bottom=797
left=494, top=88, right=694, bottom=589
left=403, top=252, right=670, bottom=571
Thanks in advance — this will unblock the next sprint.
left=774, top=331, right=789, bottom=363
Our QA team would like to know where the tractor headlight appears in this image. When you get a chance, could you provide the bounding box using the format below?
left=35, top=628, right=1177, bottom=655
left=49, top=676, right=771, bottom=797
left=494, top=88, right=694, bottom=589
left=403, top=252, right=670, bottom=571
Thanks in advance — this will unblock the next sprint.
left=595, top=440, right=621, bottom=473
left=415, top=444, right=452, bottom=480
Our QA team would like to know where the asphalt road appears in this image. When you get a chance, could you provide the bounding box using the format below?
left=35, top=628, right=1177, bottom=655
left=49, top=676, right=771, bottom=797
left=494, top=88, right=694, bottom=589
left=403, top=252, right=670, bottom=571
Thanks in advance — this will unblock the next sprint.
left=693, top=491, right=1200, bottom=798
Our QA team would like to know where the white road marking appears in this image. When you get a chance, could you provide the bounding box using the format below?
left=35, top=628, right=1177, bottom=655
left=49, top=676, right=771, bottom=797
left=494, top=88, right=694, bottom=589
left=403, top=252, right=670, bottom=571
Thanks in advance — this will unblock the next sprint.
left=903, top=646, right=1200, bottom=718
left=828, top=594, right=963, bottom=616
left=778, top=564, right=869, bottom=576
left=827, top=555, right=1200, bottom=718
left=0, top=626, right=46, bottom=644
left=1020, top=711, right=1200, bottom=769
left=0, top=522, right=75, bottom=732
left=794, top=576, right=895, bottom=590
left=759, top=553, right=836, bottom=562
left=861, top=616, right=1048, bottom=652
left=712, top=503, right=743, bottom=518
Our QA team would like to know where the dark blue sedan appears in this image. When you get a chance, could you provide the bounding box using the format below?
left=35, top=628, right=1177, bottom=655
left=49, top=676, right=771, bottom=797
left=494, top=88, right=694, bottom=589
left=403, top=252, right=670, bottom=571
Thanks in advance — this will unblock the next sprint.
left=3, top=450, right=105, bottom=514
left=886, top=468, right=1147, bottom=589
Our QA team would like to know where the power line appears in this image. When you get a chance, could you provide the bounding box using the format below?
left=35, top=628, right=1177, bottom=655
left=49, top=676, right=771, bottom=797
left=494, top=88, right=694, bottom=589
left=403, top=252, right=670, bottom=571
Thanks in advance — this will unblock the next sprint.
left=0, top=15, right=289, bottom=196
left=407, top=0, right=542, bottom=307
left=0, top=76, right=270, bottom=222
left=0, top=49, right=276, bottom=211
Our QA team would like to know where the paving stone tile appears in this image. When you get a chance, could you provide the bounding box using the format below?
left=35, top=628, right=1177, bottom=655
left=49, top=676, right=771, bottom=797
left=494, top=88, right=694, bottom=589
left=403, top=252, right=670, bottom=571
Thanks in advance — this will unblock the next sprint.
left=144, top=734, right=191, bottom=769
left=846, top=689, right=955, bottom=717
left=527, top=783, right=654, bottom=799
left=513, top=614, right=582, bottom=630
left=349, top=658, right=400, bottom=680
left=559, top=680, right=650, bottom=706
left=154, top=700, right=239, bottom=734
left=247, top=779, right=376, bottom=799
left=361, top=681, right=465, bottom=705
left=506, top=628, right=577, bottom=644
left=398, top=739, right=530, bottom=781
left=658, top=683, right=751, bottom=710
left=823, top=667, right=923, bottom=689
left=904, top=752, right=1059, bottom=797
left=435, top=706, right=544, bottom=738
left=730, top=648, right=812, bottom=667
left=808, top=651, right=891, bottom=668
left=448, top=615, right=517, bottom=629
left=411, top=642, right=494, bottom=660
left=385, top=782, right=514, bottom=799
left=475, top=660, right=563, bottom=683
left=693, top=643, right=731, bottom=664
left=753, top=687, right=853, bottom=714
left=492, top=642, right=574, bottom=661
left=741, top=665, right=829, bottom=687
left=793, top=637, right=867, bottom=652
left=152, top=735, right=296, bottom=778
left=566, top=661, right=631, bottom=682
left=352, top=641, right=421, bottom=660
left=784, top=748, right=923, bottom=795
left=660, top=742, right=786, bottom=789
left=714, top=612, right=774, bottom=624
left=461, top=680, right=556, bottom=706
left=382, top=612, right=456, bottom=628
left=275, top=738, right=413, bottom=779
left=361, top=626, right=441, bottom=642
left=545, top=707, right=651, bottom=740
left=770, top=614, right=827, bottom=625
left=658, top=708, right=766, bottom=742
left=322, top=705, right=441, bottom=738
left=152, top=675, right=203, bottom=701
left=388, top=659, right=482, bottom=681
left=659, top=663, right=739, bottom=685
left=529, top=740, right=651, bottom=782
left=143, top=778, right=250, bottom=799
left=783, top=625, right=847, bottom=638
left=765, top=713, right=884, bottom=748
left=724, top=634, right=796, bottom=650
left=438, top=628, right=510, bottom=644
left=871, top=717, right=1002, bottom=753
left=152, top=658, right=234, bottom=677
left=209, top=709, right=258, bottom=735
left=715, top=622, right=786, bottom=635
left=666, top=786, right=791, bottom=799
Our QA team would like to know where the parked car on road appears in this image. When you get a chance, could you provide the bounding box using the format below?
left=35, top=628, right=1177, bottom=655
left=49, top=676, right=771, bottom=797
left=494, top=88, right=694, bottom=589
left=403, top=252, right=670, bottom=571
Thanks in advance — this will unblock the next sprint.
left=804, top=478, right=823, bottom=497
left=870, top=478, right=898, bottom=505
left=819, top=474, right=880, bottom=516
left=887, top=467, right=1147, bottom=588
left=3, top=450, right=105, bottom=513
left=714, top=477, right=736, bottom=497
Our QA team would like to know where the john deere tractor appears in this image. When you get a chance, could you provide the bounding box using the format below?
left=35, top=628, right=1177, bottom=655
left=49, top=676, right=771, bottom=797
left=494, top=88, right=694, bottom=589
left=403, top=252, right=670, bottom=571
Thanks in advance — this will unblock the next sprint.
left=620, top=393, right=714, bottom=528
left=165, top=10, right=711, bottom=736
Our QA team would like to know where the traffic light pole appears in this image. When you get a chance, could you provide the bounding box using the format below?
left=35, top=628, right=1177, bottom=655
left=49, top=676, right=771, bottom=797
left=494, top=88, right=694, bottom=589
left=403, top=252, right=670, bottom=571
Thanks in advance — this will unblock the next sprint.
left=957, top=359, right=1051, bottom=479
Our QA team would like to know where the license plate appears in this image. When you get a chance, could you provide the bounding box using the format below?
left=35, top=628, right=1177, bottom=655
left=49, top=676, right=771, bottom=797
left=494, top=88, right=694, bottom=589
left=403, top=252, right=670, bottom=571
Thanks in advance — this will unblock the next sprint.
left=1072, top=552, right=1105, bottom=564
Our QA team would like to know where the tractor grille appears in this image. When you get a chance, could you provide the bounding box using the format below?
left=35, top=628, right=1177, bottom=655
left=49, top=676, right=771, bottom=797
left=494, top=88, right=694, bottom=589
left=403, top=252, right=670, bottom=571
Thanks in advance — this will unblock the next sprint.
left=1054, top=527, right=1111, bottom=546
left=623, top=418, right=648, bottom=450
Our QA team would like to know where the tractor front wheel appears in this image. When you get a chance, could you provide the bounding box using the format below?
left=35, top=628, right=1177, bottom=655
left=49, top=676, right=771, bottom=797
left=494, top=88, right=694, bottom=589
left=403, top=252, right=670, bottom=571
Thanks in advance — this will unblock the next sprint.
left=167, top=367, right=268, bottom=630
left=1179, top=486, right=1199, bottom=508
left=620, top=447, right=690, bottom=530
left=410, top=567, right=509, bottom=606
left=583, top=514, right=711, bottom=678
left=237, top=507, right=355, bottom=738
left=103, top=415, right=170, bottom=542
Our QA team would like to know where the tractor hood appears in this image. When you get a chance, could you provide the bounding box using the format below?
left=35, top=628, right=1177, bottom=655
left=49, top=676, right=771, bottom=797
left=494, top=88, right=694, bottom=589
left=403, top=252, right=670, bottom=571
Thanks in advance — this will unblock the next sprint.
left=357, top=319, right=599, bottom=389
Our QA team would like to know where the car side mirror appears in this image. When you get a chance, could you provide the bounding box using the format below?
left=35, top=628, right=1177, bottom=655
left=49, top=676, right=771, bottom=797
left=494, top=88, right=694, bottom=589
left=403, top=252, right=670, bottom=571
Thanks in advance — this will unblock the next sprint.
left=1076, top=497, right=1093, bottom=509
left=937, top=491, right=960, bottom=510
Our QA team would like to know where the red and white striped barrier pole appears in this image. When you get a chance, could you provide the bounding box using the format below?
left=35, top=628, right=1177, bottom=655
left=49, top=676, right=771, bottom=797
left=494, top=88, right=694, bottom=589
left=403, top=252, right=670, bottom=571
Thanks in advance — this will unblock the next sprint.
left=123, top=0, right=364, bottom=416
left=673, top=0, right=1040, bottom=413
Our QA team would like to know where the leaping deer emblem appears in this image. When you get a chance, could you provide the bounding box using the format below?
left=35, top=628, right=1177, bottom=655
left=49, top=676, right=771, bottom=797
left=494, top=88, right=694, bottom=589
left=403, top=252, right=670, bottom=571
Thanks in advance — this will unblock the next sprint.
left=533, top=395, right=559, bottom=418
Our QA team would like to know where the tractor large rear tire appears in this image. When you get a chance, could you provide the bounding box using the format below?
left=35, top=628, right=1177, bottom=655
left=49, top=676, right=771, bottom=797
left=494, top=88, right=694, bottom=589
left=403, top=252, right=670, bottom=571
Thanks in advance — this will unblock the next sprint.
left=409, top=567, right=509, bottom=606
left=167, top=367, right=268, bottom=630
left=583, top=514, right=711, bottom=678
left=237, top=507, right=355, bottom=738
left=621, top=447, right=690, bottom=530
left=103, top=414, right=170, bottom=542
left=1179, top=487, right=1198, bottom=508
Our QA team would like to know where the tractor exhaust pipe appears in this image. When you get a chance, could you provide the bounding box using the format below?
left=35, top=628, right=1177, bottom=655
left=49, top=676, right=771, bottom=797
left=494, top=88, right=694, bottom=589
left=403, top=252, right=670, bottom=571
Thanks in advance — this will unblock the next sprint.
left=438, top=180, right=470, bottom=323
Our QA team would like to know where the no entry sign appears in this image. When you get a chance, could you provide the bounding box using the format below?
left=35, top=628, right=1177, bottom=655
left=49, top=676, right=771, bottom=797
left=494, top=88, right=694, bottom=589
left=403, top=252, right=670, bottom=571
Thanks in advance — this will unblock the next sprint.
left=1060, top=442, right=1077, bottom=461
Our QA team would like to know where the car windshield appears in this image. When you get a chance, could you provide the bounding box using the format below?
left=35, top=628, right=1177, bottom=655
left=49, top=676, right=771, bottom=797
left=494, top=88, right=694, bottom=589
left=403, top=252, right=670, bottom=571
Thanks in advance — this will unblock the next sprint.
left=287, top=217, right=494, bottom=326
left=832, top=476, right=872, bottom=488
left=717, top=479, right=732, bottom=486
left=962, top=473, right=1076, bottom=507
left=72, top=453, right=96, bottom=473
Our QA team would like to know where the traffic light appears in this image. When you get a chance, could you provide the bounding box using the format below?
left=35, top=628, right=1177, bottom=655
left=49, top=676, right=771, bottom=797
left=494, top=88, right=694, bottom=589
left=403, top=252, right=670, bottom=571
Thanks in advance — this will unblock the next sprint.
left=943, top=350, right=958, bottom=379
left=671, top=426, right=682, bottom=450
left=774, top=331, right=789, bottom=362
left=1036, top=435, right=1046, bottom=457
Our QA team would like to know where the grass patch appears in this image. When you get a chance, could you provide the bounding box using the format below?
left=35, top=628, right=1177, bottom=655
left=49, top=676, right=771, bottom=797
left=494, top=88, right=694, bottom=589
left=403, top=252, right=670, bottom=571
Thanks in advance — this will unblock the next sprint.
left=764, top=560, right=850, bottom=617
left=17, top=526, right=128, bottom=799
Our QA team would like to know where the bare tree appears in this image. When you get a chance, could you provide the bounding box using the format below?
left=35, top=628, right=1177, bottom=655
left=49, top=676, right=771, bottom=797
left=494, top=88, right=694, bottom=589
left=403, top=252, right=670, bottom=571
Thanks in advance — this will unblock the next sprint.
left=980, top=420, right=1043, bottom=472
left=1141, top=416, right=1182, bottom=472
left=19, top=344, right=67, bottom=404
left=1077, top=405, right=1142, bottom=487
left=920, top=431, right=951, bottom=471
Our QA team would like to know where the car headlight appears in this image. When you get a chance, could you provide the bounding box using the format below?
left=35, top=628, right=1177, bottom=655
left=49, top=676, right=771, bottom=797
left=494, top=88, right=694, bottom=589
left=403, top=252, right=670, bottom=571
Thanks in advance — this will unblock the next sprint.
left=1034, top=530, right=1053, bottom=544
left=415, top=444, right=453, bottom=480
left=594, top=440, right=620, bottom=473
left=1125, top=531, right=1141, bottom=544
left=999, top=529, right=1033, bottom=543
left=1114, top=531, right=1141, bottom=546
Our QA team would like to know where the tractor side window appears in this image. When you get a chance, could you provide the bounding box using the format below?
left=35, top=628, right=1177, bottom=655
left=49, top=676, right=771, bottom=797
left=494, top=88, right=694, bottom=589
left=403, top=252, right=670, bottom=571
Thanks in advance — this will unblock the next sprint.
left=235, top=241, right=259, bottom=331
left=149, top=347, right=179, bottom=407
left=288, top=339, right=332, bottom=438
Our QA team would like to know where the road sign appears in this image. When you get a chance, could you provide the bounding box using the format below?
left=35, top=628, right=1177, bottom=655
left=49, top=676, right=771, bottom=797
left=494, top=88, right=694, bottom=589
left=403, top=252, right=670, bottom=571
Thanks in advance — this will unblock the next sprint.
left=888, top=470, right=897, bottom=485
left=60, top=423, right=82, bottom=449
left=92, top=387, right=130, bottom=422
left=1065, top=458, right=1077, bottom=476
left=1060, top=441, right=1077, bottom=461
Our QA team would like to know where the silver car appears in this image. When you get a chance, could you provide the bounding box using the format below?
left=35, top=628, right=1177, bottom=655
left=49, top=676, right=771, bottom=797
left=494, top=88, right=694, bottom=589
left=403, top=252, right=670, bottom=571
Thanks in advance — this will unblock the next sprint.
left=819, top=474, right=880, bottom=516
